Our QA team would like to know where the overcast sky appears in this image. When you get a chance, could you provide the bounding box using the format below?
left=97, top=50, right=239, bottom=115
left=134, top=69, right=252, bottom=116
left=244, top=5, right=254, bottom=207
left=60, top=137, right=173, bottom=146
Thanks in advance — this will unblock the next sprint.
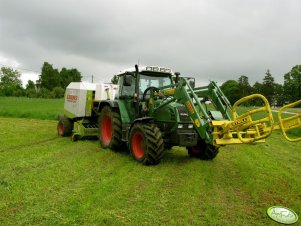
left=0, top=0, right=300, bottom=87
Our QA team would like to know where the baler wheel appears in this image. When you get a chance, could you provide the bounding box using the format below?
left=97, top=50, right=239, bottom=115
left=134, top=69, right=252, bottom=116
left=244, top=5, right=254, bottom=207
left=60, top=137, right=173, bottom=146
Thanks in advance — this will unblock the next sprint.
left=187, top=140, right=219, bottom=160
left=129, top=123, right=165, bottom=165
left=99, top=106, right=122, bottom=150
left=57, top=116, right=73, bottom=137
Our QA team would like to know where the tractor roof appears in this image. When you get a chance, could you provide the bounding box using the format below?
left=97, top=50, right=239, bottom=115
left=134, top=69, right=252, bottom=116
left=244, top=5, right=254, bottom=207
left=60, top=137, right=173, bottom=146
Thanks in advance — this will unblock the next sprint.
left=117, top=66, right=173, bottom=76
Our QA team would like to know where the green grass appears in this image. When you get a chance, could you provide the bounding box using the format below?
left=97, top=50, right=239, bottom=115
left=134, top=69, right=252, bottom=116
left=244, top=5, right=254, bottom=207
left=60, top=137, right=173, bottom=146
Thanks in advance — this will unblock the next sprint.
left=274, top=107, right=301, bottom=114
left=1, top=117, right=301, bottom=225
left=0, top=97, right=64, bottom=120
left=237, top=106, right=301, bottom=138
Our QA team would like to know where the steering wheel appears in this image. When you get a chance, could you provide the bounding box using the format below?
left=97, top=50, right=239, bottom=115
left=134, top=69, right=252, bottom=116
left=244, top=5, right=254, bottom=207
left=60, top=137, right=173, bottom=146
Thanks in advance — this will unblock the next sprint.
left=142, top=87, right=160, bottom=101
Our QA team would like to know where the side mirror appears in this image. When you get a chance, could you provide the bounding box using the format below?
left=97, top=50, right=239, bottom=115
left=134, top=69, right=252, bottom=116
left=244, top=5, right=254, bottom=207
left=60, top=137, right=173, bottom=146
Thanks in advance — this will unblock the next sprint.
left=175, top=72, right=180, bottom=83
left=123, top=74, right=132, bottom=86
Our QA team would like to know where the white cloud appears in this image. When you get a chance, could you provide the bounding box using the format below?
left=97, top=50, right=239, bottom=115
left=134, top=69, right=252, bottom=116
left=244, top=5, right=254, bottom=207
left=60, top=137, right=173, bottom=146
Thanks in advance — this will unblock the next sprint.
left=21, top=72, right=39, bottom=87
left=0, top=53, right=20, bottom=68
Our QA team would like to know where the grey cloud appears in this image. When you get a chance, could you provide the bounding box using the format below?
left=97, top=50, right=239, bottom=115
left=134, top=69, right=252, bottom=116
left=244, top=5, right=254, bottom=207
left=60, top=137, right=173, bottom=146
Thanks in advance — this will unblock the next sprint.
left=0, top=0, right=300, bottom=85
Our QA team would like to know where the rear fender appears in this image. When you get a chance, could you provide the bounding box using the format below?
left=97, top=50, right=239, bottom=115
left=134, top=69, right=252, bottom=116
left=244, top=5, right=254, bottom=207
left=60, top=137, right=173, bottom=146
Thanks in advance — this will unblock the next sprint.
left=98, top=100, right=119, bottom=113
left=128, top=117, right=154, bottom=139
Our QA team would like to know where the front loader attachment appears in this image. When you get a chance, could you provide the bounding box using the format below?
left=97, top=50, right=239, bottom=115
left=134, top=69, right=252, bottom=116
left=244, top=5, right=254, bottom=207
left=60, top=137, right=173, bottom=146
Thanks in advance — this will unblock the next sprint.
left=277, top=100, right=301, bottom=142
left=151, top=78, right=300, bottom=147
left=211, top=94, right=274, bottom=145
left=231, top=94, right=274, bottom=143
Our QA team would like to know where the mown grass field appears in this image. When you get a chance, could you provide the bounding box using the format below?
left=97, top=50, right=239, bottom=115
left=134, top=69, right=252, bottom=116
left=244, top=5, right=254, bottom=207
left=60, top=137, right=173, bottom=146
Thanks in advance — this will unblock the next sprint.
left=0, top=97, right=64, bottom=120
left=0, top=97, right=301, bottom=225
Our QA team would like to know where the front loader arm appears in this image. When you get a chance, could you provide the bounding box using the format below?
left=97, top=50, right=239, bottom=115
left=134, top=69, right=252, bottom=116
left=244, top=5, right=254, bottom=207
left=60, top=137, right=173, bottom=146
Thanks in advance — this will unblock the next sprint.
left=172, top=79, right=212, bottom=142
left=150, top=78, right=301, bottom=147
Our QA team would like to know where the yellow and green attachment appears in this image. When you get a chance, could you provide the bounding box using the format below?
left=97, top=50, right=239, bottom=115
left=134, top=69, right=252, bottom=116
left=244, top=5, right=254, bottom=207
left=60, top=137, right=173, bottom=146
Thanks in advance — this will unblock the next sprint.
left=277, top=99, right=301, bottom=142
left=211, top=94, right=274, bottom=145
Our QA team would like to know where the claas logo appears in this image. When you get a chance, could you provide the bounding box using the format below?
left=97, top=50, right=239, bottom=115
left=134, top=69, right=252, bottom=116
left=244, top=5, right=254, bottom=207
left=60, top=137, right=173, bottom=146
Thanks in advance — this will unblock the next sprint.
left=185, top=101, right=194, bottom=114
left=67, top=94, right=78, bottom=102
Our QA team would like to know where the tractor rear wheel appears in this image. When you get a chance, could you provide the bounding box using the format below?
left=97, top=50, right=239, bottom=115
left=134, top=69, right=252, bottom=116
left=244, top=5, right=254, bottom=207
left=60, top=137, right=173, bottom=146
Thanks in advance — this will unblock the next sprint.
left=129, top=123, right=165, bottom=165
left=187, top=140, right=219, bottom=160
left=57, top=116, right=73, bottom=137
left=99, top=106, right=122, bottom=150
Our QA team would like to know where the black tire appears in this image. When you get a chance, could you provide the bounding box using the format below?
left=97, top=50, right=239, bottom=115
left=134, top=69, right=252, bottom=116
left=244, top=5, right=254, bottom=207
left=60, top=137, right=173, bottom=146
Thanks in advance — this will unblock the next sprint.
left=129, top=123, right=165, bottom=165
left=164, top=144, right=173, bottom=150
left=99, top=106, right=122, bottom=150
left=57, top=116, right=73, bottom=137
left=187, top=140, right=219, bottom=160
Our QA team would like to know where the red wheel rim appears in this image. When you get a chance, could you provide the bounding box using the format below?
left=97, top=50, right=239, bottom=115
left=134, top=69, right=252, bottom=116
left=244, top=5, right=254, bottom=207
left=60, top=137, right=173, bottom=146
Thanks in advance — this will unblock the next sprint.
left=132, top=131, right=144, bottom=159
left=58, top=123, right=64, bottom=136
left=102, top=115, right=113, bottom=145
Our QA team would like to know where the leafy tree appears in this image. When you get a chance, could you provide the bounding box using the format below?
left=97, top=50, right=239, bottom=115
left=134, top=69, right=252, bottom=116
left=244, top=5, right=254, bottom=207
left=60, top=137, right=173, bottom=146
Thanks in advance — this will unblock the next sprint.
left=39, top=62, right=82, bottom=93
left=0, top=67, right=23, bottom=96
left=26, top=88, right=37, bottom=98
left=252, top=81, right=264, bottom=95
left=26, top=80, right=35, bottom=90
left=60, top=68, right=82, bottom=89
left=220, top=80, right=241, bottom=105
left=40, top=62, right=60, bottom=90
left=237, top=75, right=252, bottom=97
left=12, top=87, right=25, bottom=97
left=262, top=69, right=275, bottom=104
left=247, top=81, right=264, bottom=106
left=37, top=87, right=52, bottom=98
left=51, top=87, right=65, bottom=98
left=283, top=65, right=301, bottom=103
left=273, top=83, right=285, bottom=106
left=24, top=80, right=37, bottom=98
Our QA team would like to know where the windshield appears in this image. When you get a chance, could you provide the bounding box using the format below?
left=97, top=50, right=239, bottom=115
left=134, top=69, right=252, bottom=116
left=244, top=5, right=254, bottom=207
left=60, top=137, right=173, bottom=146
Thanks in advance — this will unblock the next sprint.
left=139, top=74, right=172, bottom=94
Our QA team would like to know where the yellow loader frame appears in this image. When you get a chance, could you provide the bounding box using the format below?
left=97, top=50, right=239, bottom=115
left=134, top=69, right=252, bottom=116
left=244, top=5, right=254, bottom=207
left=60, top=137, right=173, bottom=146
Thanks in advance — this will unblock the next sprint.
left=211, top=95, right=301, bottom=146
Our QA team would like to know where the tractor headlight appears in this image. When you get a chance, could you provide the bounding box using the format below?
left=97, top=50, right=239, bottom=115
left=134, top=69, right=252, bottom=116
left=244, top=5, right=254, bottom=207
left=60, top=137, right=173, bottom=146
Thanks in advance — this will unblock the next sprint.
left=188, top=124, right=194, bottom=129
left=178, top=124, right=183, bottom=129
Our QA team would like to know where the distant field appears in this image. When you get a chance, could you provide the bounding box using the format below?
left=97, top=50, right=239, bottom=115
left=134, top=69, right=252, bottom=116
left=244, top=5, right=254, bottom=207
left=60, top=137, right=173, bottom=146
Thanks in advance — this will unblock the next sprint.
left=237, top=106, right=294, bottom=122
left=0, top=97, right=64, bottom=120
left=274, top=107, right=301, bottom=114
left=0, top=117, right=301, bottom=225
left=1, top=96, right=300, bottom=120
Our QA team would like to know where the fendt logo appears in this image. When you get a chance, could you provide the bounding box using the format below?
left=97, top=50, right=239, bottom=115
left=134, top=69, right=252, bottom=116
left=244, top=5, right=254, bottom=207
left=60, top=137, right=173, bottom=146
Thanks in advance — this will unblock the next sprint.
left=67, top=94, right=78, bottom=102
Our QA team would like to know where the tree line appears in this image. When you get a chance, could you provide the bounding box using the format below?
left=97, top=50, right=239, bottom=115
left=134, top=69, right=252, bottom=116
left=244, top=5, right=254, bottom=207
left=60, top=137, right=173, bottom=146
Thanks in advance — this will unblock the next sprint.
left=0, top=62, right=81, bottom=98
left=220, top=65, right=301, bottom=106
left=1, top=61, right=300, bottom=105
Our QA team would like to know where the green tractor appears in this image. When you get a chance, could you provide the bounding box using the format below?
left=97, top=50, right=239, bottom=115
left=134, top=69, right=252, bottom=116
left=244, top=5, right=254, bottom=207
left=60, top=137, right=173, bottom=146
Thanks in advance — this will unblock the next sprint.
left=58, top=65, right=301, bottom=165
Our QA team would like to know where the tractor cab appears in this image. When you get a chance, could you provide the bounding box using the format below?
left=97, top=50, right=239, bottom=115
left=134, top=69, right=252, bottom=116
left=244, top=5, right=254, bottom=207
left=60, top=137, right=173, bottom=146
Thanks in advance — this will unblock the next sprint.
left=116, top=66, right=173, bottom=99
left=115, top=66, right=174, bottom=119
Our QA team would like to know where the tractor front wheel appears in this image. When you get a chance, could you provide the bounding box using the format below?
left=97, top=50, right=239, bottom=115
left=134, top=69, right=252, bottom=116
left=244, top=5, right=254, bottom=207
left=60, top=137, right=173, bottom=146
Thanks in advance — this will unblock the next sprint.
left=99, top=106, right=122, bottom=150
left=187, top=140, right=219, bottom=160
left=57, top=116, right=73, bottom=137
left=129, top=123, right=165, bottom=165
